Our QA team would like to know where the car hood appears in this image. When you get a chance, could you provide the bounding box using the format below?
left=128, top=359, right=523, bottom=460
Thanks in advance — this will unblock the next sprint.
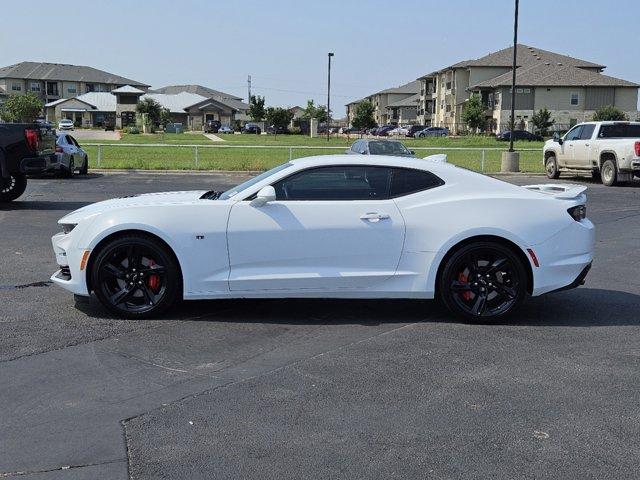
left=58, top=190, right=208, bottom=224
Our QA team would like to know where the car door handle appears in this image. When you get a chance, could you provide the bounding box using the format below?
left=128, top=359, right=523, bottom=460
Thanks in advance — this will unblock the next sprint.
left=585, top=143, right=589, bottom=146
left=360, top=212, right=390, bottom=222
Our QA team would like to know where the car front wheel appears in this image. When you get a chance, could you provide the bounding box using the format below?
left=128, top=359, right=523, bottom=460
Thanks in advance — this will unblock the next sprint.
left=91, top=234, right=181, bottom=318
left=438, top=241, right=527, bottom=321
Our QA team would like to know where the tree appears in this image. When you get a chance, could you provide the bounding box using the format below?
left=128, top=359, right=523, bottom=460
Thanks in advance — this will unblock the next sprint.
left=593, top=105, right=628, bottom=121
left=461, top=94, right=486, bottom=132
left=301, top=99, right=327, bottom=123
left=531, top=107, right=555, bottom=136
left=159, top=108, right=171, bottom=127
left=248, top=95, right=266, bottom=121
left=265, top=107, right=294, bottom=135
left=136, top=97, right=163, bottom=126
left=0, top=92, right=43, bottom=122
left=351, top=100, right=376, bottom=130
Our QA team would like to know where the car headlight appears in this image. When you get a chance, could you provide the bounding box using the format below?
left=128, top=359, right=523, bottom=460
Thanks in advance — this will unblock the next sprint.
left=61, top=223, right=77, bottom=234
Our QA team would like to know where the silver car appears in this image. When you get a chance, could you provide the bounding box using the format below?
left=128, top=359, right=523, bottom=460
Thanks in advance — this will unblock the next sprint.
left=345, top=139, right=415, bottom=157
left=415, top=126, right=449, bottom=138
left=55, top=134, right=88, bottom=177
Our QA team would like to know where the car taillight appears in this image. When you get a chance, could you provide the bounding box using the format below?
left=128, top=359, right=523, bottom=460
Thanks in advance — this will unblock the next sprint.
left=568, top=205, right=586, bottom=221
left=55, top=146, right=63, bottom=153
left=634, top=141, right=640, bottom=157
left=25, top=129, right=39, bottom=151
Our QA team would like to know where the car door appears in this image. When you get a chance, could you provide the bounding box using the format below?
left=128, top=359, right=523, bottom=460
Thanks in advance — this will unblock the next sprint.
left=557, top=125, right=583, bottom=167
left=226, top=165, right=405, bottom=291
left=570, top=124, right=595, bottom=169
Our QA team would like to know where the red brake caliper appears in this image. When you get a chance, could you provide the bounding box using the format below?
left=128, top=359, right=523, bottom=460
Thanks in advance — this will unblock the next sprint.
left=458, top=273, right=472, bottom=301
left=147, top=259, right=161, bottom=292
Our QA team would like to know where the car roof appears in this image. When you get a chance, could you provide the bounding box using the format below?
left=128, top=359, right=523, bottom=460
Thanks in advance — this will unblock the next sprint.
left=291, top=154, right=446, bottom=172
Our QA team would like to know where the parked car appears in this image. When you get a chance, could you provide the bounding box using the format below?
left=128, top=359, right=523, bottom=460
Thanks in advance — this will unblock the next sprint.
left=340, top=127, right=361, bottom=134
left=0, top=122, right=57, bottom=202
left=388, top=125, right=410, bottom=136
left=415, top=127, right=449, bottom=138
left=50, top=154, right=594, bottom=320
left=243, top=123, right=262, bottom=134
left=376, top=125, right=395, bottom=137
left=204, top=120, right=221, bottom=133
left=104, top=119, right=115, bottom=131
left=55, top=134, right=88, bottom=177
left=543, top=121, right=640, bottom=186
left=267, top=125, right=288, bottom=135
left=497, top=130, right=542, bottom=141
left=406, top=125, right=428, bottom=137
left=58, top=119, right=74, bottom=131
left=346, top=139, right=415, bottom=157
left=218, top=126, right=234, bottom=134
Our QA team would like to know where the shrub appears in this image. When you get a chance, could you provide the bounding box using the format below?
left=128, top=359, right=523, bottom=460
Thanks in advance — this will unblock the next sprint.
left=128, top=126, right=140, bottom=134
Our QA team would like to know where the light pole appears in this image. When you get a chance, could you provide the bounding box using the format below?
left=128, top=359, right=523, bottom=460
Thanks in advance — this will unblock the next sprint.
left=508, top=0, right=519, bottom=153
left=327, top=52, right=334, bottom=142
left=501, top=0, right=520, bottom=172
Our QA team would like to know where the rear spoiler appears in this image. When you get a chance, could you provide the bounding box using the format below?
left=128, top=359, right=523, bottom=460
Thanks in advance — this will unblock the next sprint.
left=424, top=153, right=447, bottom=163
left=523, top=183, right=587, bottom=201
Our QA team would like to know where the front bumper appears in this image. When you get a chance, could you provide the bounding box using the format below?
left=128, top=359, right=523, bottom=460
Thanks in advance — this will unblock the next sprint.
left=50, top=231, right=90, bottom=295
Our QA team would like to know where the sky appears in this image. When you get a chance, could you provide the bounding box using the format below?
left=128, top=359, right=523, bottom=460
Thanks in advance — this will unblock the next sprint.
left=1, top=0, right=639, bottom=117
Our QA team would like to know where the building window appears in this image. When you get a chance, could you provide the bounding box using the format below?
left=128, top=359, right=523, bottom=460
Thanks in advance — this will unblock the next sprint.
left=516, top=88, right=523, bottom=93
left=11, top=83, right=21, bottom=91
left=46, top=82, right=59, bottom=96
left=68, top=85, right=77, bottom=94
left=570, top=93, right=579, bottom=106
left=30, top=82, right=40, bottom=92
left=85, top=84, right=95, bottom=93
left=445, top=104, right=451, bottom=112
left=523, top=88, right=531, bottom=93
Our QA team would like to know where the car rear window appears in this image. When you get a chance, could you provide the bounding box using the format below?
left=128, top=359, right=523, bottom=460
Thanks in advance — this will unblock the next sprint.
left=390, top=168, right=444, bottom=197
left=598, top=124, right=640, bottom=138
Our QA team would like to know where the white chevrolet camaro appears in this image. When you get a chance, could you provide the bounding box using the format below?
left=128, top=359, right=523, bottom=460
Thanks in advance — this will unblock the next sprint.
left=51, top=155, right=594, bottom=320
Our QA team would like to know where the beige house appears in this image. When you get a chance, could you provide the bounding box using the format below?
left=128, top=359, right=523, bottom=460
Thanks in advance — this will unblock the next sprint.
left=345, top=80, right=420, bottom=126
left=416, top=44, right=639, bottom=133
left=0, top=61, right=149, bottom=105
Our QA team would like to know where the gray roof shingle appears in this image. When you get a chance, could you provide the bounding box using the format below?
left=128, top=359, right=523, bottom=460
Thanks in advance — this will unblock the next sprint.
left=151, top=85, right=248, bottom=110
left=0, top=62, right=149, bottom=87
left=386, top=93, right=420, bottom=108
left=469, top=62, right=639, bottom=88
left=418, top=44, right=606, bottom=78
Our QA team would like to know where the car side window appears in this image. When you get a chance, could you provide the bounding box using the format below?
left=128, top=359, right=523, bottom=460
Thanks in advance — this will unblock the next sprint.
left=579, top=124, right=595, bottom=140
left=273, top=166, right=391, bottom=201
left=66, top=135, right=74, bottom=145
left=389, top=168, right=444, bottom=197
left=564, top=125, right=583, bottom=141
left=351, top=140, right=361, bottom=153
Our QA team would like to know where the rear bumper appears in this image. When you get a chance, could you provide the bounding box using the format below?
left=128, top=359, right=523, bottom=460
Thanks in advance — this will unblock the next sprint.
left=21, top=154, right=57, bottom=174
left=544, top=262, right=592, bottom=295
left=531, top=219, right=595, bottom=296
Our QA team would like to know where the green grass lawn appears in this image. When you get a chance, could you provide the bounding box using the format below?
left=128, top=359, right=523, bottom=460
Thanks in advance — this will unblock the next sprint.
left=83, top=133, right=544, bottom=173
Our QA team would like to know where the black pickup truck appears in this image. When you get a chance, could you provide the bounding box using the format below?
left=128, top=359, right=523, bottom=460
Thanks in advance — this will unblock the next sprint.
left=0, top=122, right=56, bottom=202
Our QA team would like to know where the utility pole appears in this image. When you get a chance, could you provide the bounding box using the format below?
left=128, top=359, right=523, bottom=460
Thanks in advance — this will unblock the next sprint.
left=327, top=52, right=334, bottom=142
left=508, top=0, right=519, bottom=153
left=247, top=75, right=252, bottom=105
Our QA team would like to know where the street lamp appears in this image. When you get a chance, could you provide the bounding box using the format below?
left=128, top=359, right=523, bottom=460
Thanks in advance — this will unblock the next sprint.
left=501, top=0, right=520, bottom=172
left=327, top=52, right=334, bottom=142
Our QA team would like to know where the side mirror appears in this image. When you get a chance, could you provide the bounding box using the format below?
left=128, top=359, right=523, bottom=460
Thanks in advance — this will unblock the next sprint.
left=250, top=185, right=276, bottom=207
left=553, top=132, right=563, bottom=145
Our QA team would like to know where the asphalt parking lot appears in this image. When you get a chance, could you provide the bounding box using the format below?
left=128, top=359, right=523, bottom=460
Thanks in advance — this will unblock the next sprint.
left=1, top=171, right=639, bottom=479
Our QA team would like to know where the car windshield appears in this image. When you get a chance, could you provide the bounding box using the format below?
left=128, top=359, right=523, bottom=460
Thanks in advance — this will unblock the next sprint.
left=218, top=162, right=292, bottom=200
left=368, top=141, right=410, bottom=155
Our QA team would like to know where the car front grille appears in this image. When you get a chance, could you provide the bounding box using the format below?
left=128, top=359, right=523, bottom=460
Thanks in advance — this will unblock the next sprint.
left=58, top=265, right=71, bottom=281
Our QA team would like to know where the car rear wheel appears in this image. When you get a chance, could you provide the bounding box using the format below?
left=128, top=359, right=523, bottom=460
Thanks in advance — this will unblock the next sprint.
left=0, top=173, right=28, bottom=202
left=438, top=242, right=527, bottom=321
left=62, top=156, right=75, bottom=178
left=79, top=155, right=88, bottom=175
left=91, top=234, right=181, bottom=318
left=600, top=159, right=617, bottom=186
left=545, top=155, right=560, bottom=179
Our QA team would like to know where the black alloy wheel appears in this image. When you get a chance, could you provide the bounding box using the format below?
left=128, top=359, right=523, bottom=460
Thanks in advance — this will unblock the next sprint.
left=91, top=235, right=180, bottom=318
left=439, top=242, right=527, bottom=321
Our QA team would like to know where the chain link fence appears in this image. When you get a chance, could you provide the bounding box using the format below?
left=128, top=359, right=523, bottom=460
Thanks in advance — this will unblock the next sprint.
left=83, top=144, right=543, bottom=174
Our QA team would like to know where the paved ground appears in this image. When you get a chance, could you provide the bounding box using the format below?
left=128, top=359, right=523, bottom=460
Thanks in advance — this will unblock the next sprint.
left=203, top=133, right=225, bottom=142
left=59, top=129, right=121, bottom=141
left=1, top=171, right=639, bottom=479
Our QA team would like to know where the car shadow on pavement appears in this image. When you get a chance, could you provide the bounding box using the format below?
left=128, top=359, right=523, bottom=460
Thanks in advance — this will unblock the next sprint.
left=1, top=200, right=91, bottom=211
left=74, top=287, right=640, bottom=327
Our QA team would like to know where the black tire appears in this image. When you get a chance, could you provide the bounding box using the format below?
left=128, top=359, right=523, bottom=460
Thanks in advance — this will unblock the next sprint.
left=545, top=155, right=560, bottom=179
left=63, top=156, right=75, bottom=178
left=600, top=159, right=617, bottom=187
left=438, top=241, right=528, bottom=322
left=0, top=173, right=28, bottom=202
left=79, top=155, right=88, bottom=175
left=91, top=234, right=181, bottom=318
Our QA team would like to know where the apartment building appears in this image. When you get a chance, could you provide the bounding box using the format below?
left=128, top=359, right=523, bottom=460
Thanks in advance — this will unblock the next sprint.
left=0, top=62, right=149, bottom=105
left=345, top=80, right=420, bottom=126
left=416, top=44, right=638, bottom=132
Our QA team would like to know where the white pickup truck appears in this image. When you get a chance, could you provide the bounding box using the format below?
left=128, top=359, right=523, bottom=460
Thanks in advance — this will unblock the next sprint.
left=543, top=121, right=640, bottom=186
